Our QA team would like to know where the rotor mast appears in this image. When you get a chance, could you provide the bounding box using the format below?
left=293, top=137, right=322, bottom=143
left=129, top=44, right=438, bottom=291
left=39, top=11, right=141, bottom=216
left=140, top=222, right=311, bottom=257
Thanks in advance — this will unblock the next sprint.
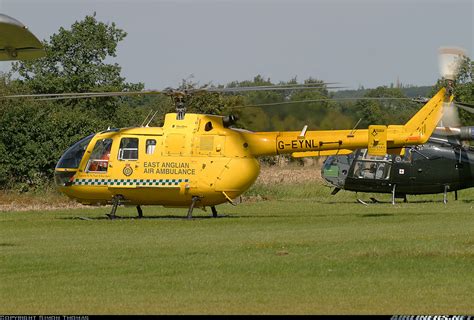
left=167, top=91, right=188, bottom=120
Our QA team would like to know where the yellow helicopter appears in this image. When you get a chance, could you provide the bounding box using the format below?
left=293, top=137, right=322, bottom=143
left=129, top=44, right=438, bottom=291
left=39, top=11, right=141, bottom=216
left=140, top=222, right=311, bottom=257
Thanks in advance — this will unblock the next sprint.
left=25, top=82, right=446, bottom=219
left=5, top=49, right=464, bottom=219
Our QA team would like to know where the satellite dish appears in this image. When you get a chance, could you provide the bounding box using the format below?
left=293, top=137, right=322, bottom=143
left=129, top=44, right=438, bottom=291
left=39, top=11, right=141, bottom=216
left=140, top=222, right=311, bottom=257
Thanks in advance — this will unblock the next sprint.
left=0, top=13, right=45, bottom=61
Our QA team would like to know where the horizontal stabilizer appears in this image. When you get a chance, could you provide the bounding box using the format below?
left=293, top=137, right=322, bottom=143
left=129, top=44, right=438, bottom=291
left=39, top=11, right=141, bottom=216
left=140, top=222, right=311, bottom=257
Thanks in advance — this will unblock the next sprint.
left=387, top=147, right=405, bottom=156
left=292, top=149, right=353, bottom=158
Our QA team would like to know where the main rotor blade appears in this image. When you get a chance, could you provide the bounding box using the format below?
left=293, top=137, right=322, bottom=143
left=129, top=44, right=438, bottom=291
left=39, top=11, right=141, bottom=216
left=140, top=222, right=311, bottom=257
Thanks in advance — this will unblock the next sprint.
left=205, top=83, right=342, bottom=93
left=34, top=93, right=149, bottom=101
left=1, top=83, right=345, bottom=101
left=455, top=101, right=474, bottom=108
left=455, top=103, right=474, bottom=114
left=238, top=96, right=413, bottom=108
left=1, top=90, right=164, bottom=100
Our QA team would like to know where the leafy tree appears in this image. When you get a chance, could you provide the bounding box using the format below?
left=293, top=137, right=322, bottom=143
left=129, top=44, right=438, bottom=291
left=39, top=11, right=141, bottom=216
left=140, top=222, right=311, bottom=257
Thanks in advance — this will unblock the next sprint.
left=354, top=86, right=419, bottom=127
left=430, top=56, right=474, bottom=126
left=224, top=76, right=334, bottom=131
left=319, top=110, right=353, bottom=130
left=452, top=57, right=474, bottom=125
left=284, top=78, right=330, bottom=129
left=0, top=15, right=152, bottom=190
left=11, top=13, right=144, bottom=119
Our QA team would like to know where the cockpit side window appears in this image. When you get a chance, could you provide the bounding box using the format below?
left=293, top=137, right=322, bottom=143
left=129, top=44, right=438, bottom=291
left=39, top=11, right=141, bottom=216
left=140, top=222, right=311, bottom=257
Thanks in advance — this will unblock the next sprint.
left=56, top=134, right=94, bottom=169
left=323, top=156, right=336, bottom=170
left=86, top=138, right=113, bottom=172
left=351, top=149, right=392, bottom=180
left=118, top=137, right=139, bottom=160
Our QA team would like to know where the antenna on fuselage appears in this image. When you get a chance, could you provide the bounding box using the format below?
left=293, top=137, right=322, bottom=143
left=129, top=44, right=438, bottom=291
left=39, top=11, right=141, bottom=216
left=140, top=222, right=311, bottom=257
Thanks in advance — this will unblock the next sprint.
left=140, top=110, right=153, bottom=127
left=145, top=110, right=159, bottom=127
left=348, top=118, right=363, bottom=138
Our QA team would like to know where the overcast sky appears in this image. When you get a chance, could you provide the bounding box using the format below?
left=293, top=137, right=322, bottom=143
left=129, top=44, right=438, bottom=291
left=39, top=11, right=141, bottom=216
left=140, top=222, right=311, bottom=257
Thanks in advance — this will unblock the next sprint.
left=0, top=0, right=472, bottom=90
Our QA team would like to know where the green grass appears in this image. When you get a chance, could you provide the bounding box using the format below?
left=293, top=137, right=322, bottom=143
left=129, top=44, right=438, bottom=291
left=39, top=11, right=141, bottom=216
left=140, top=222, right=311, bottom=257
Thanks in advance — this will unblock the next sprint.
left=1, top=183, right=474, bottom=314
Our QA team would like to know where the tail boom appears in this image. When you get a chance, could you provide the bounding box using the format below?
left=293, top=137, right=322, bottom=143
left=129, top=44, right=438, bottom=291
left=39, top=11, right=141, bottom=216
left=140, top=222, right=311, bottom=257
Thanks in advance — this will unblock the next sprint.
left=242, top=88, right=451, bottom=157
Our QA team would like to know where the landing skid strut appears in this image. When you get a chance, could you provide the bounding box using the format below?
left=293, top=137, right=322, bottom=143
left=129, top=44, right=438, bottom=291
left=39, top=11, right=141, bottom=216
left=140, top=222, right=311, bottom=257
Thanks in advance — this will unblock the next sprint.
left=443, top=185, right=449, bottom=204
left=106, top=195, right=122, bottom=219
left=391, top=184, right=396, bottom=205
left=187, top=196, right=200, bottom=219
left=211, top=206, right=218, bottom=218
left=137, top=205, right=143, bottom=218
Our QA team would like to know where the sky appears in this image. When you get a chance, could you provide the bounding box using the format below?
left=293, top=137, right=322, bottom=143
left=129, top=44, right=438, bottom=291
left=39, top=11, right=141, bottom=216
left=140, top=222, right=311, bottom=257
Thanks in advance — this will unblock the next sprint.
left=0, top=0, right=472, bottom=90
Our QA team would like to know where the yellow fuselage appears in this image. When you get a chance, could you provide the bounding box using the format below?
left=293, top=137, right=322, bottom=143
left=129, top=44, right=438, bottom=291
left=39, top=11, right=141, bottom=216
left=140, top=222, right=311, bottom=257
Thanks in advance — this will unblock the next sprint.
left=56, top=113, right=262, bottom=207
left=55, top=88, right=449, bottom=208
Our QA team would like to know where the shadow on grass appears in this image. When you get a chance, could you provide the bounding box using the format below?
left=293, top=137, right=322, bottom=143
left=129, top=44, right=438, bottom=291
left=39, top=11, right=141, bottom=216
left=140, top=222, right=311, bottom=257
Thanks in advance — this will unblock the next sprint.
left=359, top=213, right=394, bottom=218
left=0, top=242, right=16, bottom=247
left=322, top=199, right=454, bottom=205
left=234, top=213, right=331, bottom=219
left=60, top=213, right=336, bottom=221
left=61, top=214, right=239, bottom=221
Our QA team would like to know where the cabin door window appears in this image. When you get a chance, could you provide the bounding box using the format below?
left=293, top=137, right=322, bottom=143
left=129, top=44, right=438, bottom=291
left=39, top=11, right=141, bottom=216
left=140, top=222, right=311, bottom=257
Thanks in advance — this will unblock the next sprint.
left=118, top=137, right=139, bottom=160
left=352, top=160, right=392, bottom=180
left=86, top=138, right=113, bottom=172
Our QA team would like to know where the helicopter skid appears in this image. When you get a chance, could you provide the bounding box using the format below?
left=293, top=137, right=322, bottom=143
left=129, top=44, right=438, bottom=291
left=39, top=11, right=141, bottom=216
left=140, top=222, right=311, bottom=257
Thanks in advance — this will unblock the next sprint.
left=61, top=183, right=244, bottom=208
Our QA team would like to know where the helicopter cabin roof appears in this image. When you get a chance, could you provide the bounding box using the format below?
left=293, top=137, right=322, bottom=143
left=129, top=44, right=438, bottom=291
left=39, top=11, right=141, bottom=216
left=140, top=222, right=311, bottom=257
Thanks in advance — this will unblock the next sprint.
left=98, top=126, right=165, bottom=136
left=94, top=113, right=227, bottom=138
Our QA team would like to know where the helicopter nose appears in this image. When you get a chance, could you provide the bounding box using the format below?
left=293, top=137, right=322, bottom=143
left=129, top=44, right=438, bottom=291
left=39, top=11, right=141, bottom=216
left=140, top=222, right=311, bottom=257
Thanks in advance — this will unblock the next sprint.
left=54, top=170, right=76, bottom=187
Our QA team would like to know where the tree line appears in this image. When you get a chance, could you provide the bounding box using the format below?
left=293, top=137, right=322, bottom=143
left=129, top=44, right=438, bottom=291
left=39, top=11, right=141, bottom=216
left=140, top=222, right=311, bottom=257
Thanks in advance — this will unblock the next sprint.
left=0, top=15, right=472, bottom=191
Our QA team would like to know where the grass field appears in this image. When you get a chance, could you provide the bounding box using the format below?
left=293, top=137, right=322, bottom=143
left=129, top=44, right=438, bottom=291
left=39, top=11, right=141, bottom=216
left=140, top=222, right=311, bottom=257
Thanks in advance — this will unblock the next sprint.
left=1, top=177, right=474, bottom=314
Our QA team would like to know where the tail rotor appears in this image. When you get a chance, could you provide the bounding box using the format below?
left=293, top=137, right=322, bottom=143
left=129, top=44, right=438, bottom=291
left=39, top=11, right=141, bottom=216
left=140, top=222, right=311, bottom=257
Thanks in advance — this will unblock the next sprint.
left=438, top=47, right=467, bottom=126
